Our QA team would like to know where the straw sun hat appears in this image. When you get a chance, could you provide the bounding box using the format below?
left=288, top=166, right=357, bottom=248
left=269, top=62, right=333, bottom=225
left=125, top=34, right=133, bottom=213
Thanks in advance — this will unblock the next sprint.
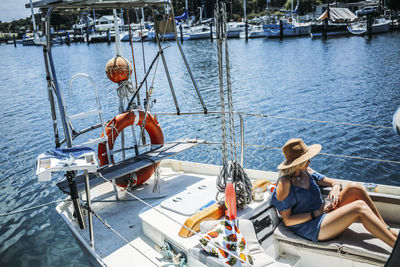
left=277, top=138, right=322, bottom=170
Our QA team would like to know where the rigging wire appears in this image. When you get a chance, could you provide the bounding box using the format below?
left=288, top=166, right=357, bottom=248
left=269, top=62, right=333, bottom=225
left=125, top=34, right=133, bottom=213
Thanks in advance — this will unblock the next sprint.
left=242, top=113, right=392, bottom=129
left=0, top=196, right=167, bottom=218
left=215, top=1, right=252, bottom=208
left=201, top=141, right=400, bottom=164
left=91, top=208, right=159, bottom=266
left=0, top=199, right=68, bottom=217
left=126, top=9, right=139, bottom=92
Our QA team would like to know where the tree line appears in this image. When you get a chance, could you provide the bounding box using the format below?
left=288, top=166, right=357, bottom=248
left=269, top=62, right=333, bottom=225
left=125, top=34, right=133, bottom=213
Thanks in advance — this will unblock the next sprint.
left=1, top=0, right=399, bottom=33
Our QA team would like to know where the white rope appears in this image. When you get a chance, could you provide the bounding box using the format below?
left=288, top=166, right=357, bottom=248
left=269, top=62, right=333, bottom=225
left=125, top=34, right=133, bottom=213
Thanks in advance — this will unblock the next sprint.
left=214, top=1, right=252, bottom=208
left=222, top=4, right=238, bottom=163
left=116, top=80, right=135, bottom=101
left=215, top=2, right=228, bottom=165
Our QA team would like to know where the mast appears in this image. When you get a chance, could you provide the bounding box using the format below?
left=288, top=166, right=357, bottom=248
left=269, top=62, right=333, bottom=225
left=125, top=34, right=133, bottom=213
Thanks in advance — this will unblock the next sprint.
left=113, top=9, right=122, bottom=56
left=29, top=0, right=39, bottom=40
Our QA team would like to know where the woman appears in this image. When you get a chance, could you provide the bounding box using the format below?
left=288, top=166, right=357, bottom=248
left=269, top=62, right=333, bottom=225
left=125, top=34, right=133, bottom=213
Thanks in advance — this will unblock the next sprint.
left=270, top=138, right=398, bottom=247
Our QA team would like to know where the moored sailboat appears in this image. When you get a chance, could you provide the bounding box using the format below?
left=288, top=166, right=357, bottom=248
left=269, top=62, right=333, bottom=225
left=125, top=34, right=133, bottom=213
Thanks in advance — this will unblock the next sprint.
left=28, top=1, right=400, bottom=267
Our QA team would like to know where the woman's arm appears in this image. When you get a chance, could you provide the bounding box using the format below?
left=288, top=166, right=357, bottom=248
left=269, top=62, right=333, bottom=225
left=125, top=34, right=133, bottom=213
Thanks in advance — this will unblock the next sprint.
left=315, top=176, right=342, bottom=207
left=280, top=204, right=325, bottom=226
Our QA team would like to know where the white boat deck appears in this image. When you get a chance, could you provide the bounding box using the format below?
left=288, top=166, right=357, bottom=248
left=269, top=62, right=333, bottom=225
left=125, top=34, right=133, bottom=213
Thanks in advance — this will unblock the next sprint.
left=57, top=160, right=280, bottom=266
left=56, top=159, right=399, bottom=267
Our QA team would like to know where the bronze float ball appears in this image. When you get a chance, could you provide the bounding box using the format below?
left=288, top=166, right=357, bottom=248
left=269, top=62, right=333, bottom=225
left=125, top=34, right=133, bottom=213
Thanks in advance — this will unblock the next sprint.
left=105, top=56, right=133, bottom=83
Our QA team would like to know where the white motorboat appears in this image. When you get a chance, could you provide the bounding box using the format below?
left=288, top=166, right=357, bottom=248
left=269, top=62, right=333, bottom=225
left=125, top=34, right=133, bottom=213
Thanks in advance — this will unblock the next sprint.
left=30, top=1, right=400, bottom=267
left=263, top=19, right=310, bottom=38
left=121, top=28, right=150, bottom=42
left=239, top=25, right=265, bottom=39
left=371, top=18, right=391, bottom=33
left=348, top=18, right=391, bottom=36
left=188, top=25, right=213, bottom=40
left=226, top=22, right=246, bottom=38
left=95, top=15, right=124, bottom=31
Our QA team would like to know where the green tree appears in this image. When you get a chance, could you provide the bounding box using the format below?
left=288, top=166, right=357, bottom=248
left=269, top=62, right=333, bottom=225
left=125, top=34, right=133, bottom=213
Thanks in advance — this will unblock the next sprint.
left=387, top=0, right=400, bottom=10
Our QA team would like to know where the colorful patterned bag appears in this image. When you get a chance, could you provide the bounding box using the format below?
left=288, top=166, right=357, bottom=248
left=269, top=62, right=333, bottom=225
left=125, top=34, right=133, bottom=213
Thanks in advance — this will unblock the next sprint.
left=199, top=217, right=254, bottom=266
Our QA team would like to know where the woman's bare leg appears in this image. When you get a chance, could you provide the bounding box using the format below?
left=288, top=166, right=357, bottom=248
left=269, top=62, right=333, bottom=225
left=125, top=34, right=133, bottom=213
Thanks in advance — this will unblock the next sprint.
left=338, top=183, right=398, bottom=238
left=338, top=183, right=383, bottom=221
left=319, top=200, right=396, bottom=247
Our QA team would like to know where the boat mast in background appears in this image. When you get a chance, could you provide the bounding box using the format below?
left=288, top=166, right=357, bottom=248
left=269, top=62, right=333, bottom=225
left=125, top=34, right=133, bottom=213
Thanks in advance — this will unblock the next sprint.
left=29, top=0, right=39, bottom=42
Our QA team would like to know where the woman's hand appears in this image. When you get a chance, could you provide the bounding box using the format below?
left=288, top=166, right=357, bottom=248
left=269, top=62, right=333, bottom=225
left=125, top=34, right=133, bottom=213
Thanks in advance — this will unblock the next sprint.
left=315, top=203, right=325, bottom=217
left=328, top=184, right=341, bottom=207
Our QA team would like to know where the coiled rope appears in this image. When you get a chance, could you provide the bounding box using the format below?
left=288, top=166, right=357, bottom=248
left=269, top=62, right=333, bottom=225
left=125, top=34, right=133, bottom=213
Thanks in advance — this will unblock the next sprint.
left=216, top=161, right=253, bottom=208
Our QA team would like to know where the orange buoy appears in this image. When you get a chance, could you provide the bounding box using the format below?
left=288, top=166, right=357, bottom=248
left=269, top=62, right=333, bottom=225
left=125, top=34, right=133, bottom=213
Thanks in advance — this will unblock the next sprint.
left=105, top=55, right=133, bottom=83
left=98, top=110, right=164, bottom=188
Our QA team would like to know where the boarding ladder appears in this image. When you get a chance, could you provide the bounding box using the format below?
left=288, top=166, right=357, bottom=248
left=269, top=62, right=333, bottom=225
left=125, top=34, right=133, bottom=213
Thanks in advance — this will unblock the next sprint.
left=66, top=73, right=111, bottom=164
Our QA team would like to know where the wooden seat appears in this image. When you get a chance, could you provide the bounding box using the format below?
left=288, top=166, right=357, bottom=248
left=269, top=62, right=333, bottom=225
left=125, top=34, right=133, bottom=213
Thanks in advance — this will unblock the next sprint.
left=56, top=140, right=203, bottom=194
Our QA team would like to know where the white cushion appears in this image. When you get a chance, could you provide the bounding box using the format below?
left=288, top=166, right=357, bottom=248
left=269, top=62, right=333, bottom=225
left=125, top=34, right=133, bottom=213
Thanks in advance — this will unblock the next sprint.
left=274, top=222, right=398, bottom=264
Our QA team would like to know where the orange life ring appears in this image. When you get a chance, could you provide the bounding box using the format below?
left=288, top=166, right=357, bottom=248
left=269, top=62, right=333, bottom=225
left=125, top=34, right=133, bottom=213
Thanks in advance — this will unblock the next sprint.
left=98, top=110, right=164, bottom=188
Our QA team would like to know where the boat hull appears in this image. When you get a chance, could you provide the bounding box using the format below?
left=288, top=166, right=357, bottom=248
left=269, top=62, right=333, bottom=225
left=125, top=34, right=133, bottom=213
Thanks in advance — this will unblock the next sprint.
left=311, top=23, right=349, bottom=38
left=263, top=24, right=311, bottom=38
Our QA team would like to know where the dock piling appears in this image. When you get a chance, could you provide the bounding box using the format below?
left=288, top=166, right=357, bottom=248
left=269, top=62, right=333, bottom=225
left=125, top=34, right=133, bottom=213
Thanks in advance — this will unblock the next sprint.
left=179, top=24, right=183, bottom=44
left=367, top=15, right=372, bottom=39
left=13, top=35, right=16, bottom=47
left=245, top=20, right=248, bottom=41
left=86, top=30, right=90, bottom=45
left=210, top=23, right=213, bottom=42
left=323, top=18, right=328, bottom=39
left=279, top=20, right=283, bottom=40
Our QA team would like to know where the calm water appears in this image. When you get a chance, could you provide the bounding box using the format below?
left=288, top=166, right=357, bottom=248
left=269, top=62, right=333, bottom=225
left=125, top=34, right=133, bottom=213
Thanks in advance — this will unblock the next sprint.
left=1, top=33, right=400, bottom=266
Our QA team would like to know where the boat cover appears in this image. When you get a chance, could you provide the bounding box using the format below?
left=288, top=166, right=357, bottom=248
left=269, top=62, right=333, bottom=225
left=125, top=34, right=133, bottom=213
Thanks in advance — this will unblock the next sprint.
left=317, top=8, right=357, bottom=22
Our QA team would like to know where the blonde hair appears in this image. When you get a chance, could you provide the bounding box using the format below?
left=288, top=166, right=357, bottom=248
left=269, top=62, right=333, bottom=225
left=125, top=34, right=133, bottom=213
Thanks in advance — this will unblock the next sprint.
left=278, top=160, right=308, bottom=180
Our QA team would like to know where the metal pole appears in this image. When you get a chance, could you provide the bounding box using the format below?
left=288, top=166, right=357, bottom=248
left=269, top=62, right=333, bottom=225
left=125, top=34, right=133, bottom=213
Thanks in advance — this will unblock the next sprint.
left=29, top=0, right=38, bottom=39
left=41, top=16, right=60, bottom=147
left=84, top=170, right=94, bottom=249
left=169, top=3, right=207, bottom=114
left=153, top=8, right=181, bottom=114
left=113, top=9, right=122, bottom=56
left=45, top=8, right=73, bottom=147
left=238, top=113, right=244, bottom=167
left=67, top=172, right=86, bottom=229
